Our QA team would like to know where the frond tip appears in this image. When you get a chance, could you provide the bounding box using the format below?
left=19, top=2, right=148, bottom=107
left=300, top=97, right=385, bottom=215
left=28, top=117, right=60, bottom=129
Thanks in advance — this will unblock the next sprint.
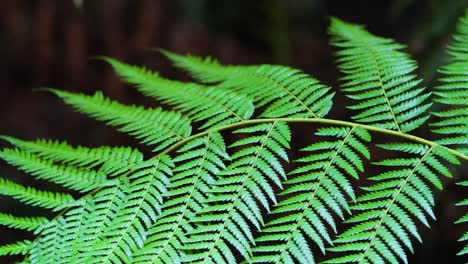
left=329, top=17, right=431, bottom=132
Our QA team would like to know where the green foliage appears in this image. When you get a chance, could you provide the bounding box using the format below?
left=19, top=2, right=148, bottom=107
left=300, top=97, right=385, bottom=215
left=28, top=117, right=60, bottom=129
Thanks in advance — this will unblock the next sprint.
left=328, top=17, right=431, bottom=132
left=132, top=132, right=229, bottom=263
left=326, top=145, right=459, bottom=263
left=431, top=10, right=468, bottom=155
left=101, top=58, right=255, bottom=129
left=250, top=126, right=370, bottom=263
left=0, top=178, right=75, bottom=210
left=0, top=10, right=467, bottom=264
left=161, top=50, right=334, bottom=119
left=49, top=89, right=192, bottom=152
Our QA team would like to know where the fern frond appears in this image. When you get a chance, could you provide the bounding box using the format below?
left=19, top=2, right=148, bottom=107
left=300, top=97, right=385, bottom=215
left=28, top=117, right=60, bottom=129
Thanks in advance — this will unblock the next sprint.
left=49, top=89, right=192, bottom=152
left=0, top=135, right=143, bottom=176
left=325, top=145, right=459, bottom=263
left=456, top=180, right=468, bottom=257
left=329, top=18, right=431, bottom=132
left=0, top=213, right=48, bottom=231
left=6, top=189, right=100, bottom=261
left=25, top=156, right=173, bottom=263
left=0, top=149, right=107, bottom=192
left=249, top=126, right=371, bottom=264
left=431, top=10, right=468, bottom=155
left=28, top=216, right=65, bottom=263
left=0, top=240, right=32, bottom=256
left=45, top=199, right=92, bottom=263
left=132, top=132, right=229, bottom=263
left=65, top=180, right=128, bottom=263
left=183, top=122, right=291, bottom=263
left=87, top=155, right=173, bottom=263
left=0, top=13, right=467, bottom=263
left=0, top=178, right=75, bottom=210
left=102, top=58, right=255, bottom=129
left=162, top=51, right=334, bottom=119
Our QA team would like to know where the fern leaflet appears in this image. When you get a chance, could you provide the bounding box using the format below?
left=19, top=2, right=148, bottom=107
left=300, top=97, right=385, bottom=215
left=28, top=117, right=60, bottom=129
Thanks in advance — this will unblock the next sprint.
left=250, top=126, right=371, bottom=263
left=0, top=213, right=48, bottom=232
left=0, top=178, right=75, bottom=210
left=456, top=181, right=468, bottom=257
left=0, top=240, right=32, bottom=257
left=431, top=10, right=468, bottom=155
left=103, top=58, right=255, bottom=129
left=183, top=122, right=291, bottom=263
left=329, top=17, right=431, bottom=132
left=49, top=89, right=192, bottom=152
left=0, top=135, right=143, bottom=177
left=162, top=50, right=334, bottom=119
left=131, top=132, right=228, bottom=263
left=325, top=144, right=459, bottom=263
left=0, top=149, right=107, bottom=192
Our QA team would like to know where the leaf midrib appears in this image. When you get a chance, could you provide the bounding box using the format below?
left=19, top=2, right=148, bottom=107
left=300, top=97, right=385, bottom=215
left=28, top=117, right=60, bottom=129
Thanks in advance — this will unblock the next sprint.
left=240, top=69, right=319, bottom=118
left=199, top=121, right=278, bottom=263
left=273, top=126, right=356, bottom=263
left=147, top=134, right=213, bottom=263
left=357, top=42, right=402, bottom=132
left=356, top=145, right=434, bottom=263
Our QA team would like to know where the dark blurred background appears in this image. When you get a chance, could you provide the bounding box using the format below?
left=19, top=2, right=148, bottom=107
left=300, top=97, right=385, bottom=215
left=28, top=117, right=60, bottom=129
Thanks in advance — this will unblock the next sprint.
left=0, top=0, right=467, bottom=263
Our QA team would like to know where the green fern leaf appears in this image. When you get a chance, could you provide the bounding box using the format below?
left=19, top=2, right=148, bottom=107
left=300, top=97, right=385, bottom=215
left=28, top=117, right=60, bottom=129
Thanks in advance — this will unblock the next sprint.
left=183, top=122, right=291, bottom=263
left=329, top=18, right=431, bottom=132
left=131, top=132, right=229, bottom=263
left=325, top=145, right=459, bottom=263
left=27, top=217, right=66, bottom=263
left=0, top=149, right=107, bottom=192
left=0, top=213, right=48, bottom=231
left=162, top=51, right=334, bottom=119
left=0, top=178, right=75, bottom=210
left=0, top=135, right=143, bottom=176
left=87, top=155, right=173, bottom=263
left=0, top=13, right=468, bottom=264
left=23, top=155, right=172, bottom=264
left=431, top=10, right=468, bottom=155
left=0, top=240, right=32, bottom=256
left=249, top=126, right=371, bottom=264
left=49, top=89, right=192, bottom=152
left=24, top=199, right=91, bottom=263
left=102, top=58, right=255, bottom=129
left=65, top=180, right=129, bottom=263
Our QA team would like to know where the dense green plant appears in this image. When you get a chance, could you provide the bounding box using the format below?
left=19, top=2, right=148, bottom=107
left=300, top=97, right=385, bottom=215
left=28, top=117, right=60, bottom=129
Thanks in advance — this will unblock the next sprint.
left=0, top=11, right=467, bottom=264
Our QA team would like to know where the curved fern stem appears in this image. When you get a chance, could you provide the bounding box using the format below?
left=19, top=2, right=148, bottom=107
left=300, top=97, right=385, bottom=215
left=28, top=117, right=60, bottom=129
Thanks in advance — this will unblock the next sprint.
left=160, top=118, right=468, bottom=162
